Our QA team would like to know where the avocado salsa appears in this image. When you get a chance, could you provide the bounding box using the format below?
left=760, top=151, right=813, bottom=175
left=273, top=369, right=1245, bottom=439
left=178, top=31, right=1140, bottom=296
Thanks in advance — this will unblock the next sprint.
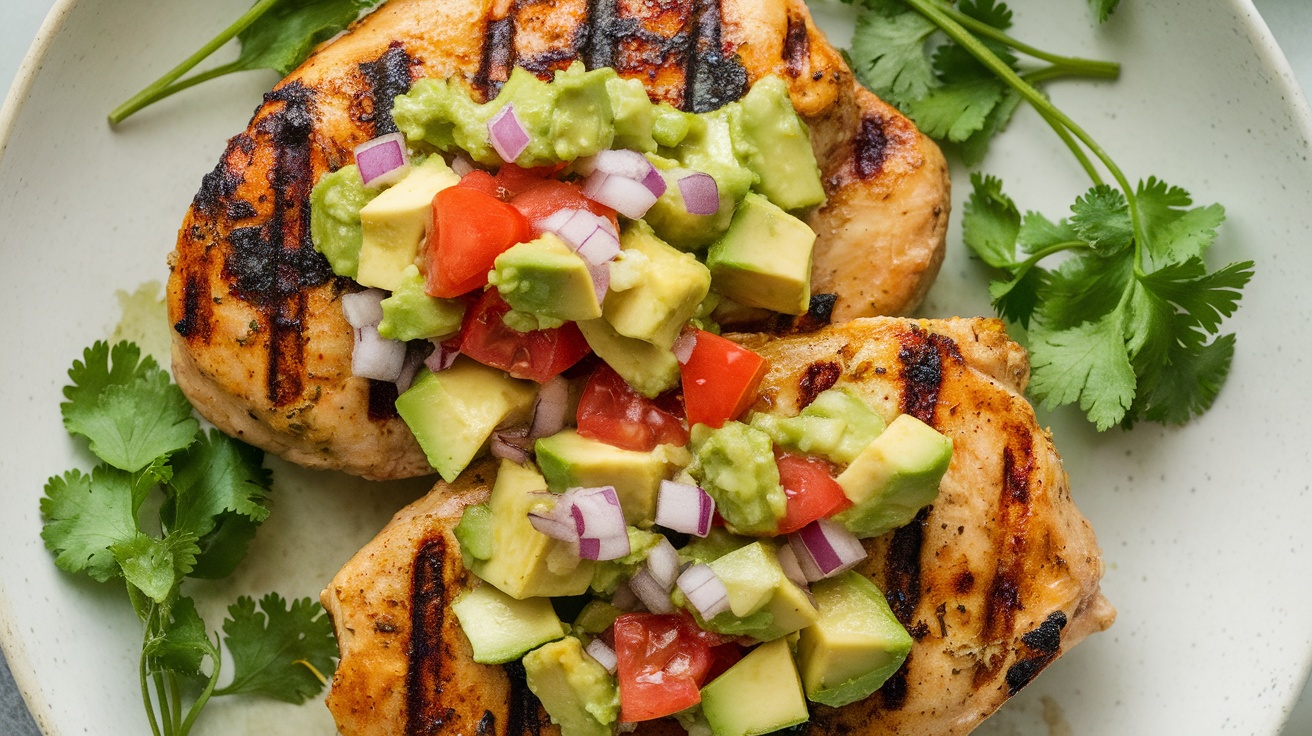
left=309, top=63, right=954, bottom=736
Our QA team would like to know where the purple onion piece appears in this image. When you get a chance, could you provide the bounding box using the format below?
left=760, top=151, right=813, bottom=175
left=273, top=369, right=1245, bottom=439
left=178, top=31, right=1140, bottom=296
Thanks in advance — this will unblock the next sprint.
left=529, top=377, right=571, bottom=439
left=354, top=132, right=410, bottom=187
left=672, top=330, right=698, bottom=366
left=488, top=103, right=531, bottom=163
left=655, top=480, right=715, bottom=537
left=583, top=170, right=659, bottom=220
left=678, top=172, right=720, bottom=216
left=575, top=226, right=621, bottom=266
left=791, top=518, right=867, bottom=580
left=645, top=538, right=680, bottom=590
left=587, top=260, right=611, bottom=305
left=642, top=166, right=668, bottom=198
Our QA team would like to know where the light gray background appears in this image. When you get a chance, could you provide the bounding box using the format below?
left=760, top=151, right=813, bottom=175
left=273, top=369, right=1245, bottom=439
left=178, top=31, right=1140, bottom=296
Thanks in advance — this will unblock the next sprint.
left=1, top=0, right=1310, bottom=734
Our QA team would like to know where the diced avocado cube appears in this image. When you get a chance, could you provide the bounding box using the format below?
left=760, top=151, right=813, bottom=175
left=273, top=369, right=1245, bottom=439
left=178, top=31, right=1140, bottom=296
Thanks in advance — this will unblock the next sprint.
left=356, top=155, right=460, bottom=291
left=797, top=571, right=912, bottom=707
left=703, top=542, right=819, bottom=641
left=750, top=387, right=887, bottom=465
left=536, top=429, right=688, bottom=527
left=452, top=584, right=566, bottom=664
left=642, top=155, right=738, bottom=253
left=454, top=502, right=494, bottom=562
left=523, top=636, right=620, bottom=736
left=573, top=600, right=623, bottom=635
left=707, top=193, right=815, bottom=316
left=590, top=527, right=664, bottom=595
left=490, top=233, right=602, bottom=323
left=689, top=422, right=785, bottom=536
left=607, top=75, right=658, bottom=152
left=310, top=164, right=378, bottom=279
left=833, top=414, right=953, bottom=539
left=378, top=265, right=466, bottom=341
left=700, top=638, right=809, bottom=736
left=652, top=104, right=692, bottom=148
left=601, top=222, right=711, bottom=350
left=395, top=359, right=537, bottom=482
left=469, top=461, right=596, bottom=599
left=576, top=318, right=680, bottom=398
left=730, top=76, right=826, bottom=211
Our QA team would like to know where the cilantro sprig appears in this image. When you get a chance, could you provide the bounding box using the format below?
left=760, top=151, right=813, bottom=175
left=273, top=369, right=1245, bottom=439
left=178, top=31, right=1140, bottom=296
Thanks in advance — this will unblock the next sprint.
left=840, top=0, right=1252, bottom=429
left=41, top=341, right=337, bottom=736
left=108, top=0, right=383, bottom=125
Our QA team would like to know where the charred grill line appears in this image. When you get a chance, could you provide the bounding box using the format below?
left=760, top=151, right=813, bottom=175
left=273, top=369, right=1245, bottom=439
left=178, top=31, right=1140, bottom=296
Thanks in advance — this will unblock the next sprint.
left=504, top=660, right=545, bottom=736
left=798, top=361, right=841, bottom=408
left=582, top=0, right=624, bottom=69
left=896, top=326, right=961, bottom=425
left=359, top=44, right=414, bottom=135
left=877, top=506, right=930, bottom=711
left=520, top=47, right=581, bottom=77
left=783, top=10, right=810, bottom=78
left=684, top=0, right=747, bottom=113
left=476, top=711, right=497, bottom=736
left=854, top=115, right=891, bottom=180
left=174, top=274, right=212, bottom=341
left=475, top=15, right=519, bottom=98
left=1006, top=611, right=1069, bottom=695
left=406, top=537, right=451, bottom=735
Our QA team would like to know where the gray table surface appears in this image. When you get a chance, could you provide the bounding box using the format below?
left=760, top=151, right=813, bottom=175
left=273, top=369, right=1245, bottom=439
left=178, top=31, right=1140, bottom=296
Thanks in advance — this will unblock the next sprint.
left=2, top=1, right=1312, bottom=734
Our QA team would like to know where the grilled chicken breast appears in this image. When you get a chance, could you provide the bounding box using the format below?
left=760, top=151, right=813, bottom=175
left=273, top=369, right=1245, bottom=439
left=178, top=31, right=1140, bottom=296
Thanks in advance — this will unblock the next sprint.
left=321, top=317, right=1114, bottom=736
left=166, top=0, right=949, bottom=480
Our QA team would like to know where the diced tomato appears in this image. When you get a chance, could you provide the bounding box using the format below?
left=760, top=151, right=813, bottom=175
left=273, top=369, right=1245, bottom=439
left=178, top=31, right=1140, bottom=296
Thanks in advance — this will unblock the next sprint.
left=679, top=330, right=769, bottom=429
left=576, top=364, right=689, bottom=452
left=456, top=170, right=502, bottom=199
left=774, top=451, right=853, bottom=535
left=510, top=179, right=619, bottom=236
left=613, top=613, right=717, bottom=722
left=703, top=643, right=745, bottom=684
left=494, top=163, right=564, bottom=198
left=425, top=186, right=532, bottom=298
left=458, top=290, right=592, bottom=383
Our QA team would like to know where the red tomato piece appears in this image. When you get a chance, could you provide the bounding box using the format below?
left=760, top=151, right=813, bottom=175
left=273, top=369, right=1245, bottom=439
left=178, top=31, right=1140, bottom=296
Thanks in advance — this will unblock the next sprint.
left=425, top=186, right=532, bottom=298
left=510, top=179, right=619, bottom=236
left=679, top=330, right=769, bottom=429
left=613, top=613, right=716, bottom=722
left=494, top=163, right=564, bottom=198
left=456, top=170, right=502, bottom=199
left=703, top=643, right=746, bottom=684
left=774, top=451, right=853, bottom=535
left=458, top=290, right=592, bottom=383
left=576, top=365, right=689, bottom=452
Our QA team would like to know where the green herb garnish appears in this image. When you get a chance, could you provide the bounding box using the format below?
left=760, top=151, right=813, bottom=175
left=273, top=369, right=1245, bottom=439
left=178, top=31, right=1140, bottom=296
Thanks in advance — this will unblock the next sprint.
left=109, top=0, right=382, bottom=125
left=840, top=0, right=1253, bottom=429
left=40, top=341, right=337, bottom=736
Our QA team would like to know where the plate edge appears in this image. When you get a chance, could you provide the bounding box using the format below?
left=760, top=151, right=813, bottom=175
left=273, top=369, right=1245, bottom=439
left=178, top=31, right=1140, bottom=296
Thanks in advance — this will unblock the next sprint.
left=0, top=0, right=78, bottom=167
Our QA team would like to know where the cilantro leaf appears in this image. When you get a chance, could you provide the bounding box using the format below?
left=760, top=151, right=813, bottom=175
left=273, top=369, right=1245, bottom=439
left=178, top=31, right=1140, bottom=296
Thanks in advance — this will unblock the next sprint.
left=1090, top=0, right=1121, bottom=24
left=1038, top=250, right=1134, bottom=329
left=849, top=6, right=939, bottom=106
left=1028, top=310, right=1137, bottom=431
left=1017, top=210, right=1080, bottom=252
left=1069, top=185, right=1133, bottom=255
left=145, top=596, right=216, bottom=678
left=1139, top=258, right=1254, bottom=335
left=234, top=0, right=377, bottom=77
left=40, top=467, right=138, bottom=582
left=1142, top=334, right=1237, bottom=424
left=959, top=0, right=1013, bottom=31
left=990, top=267, right=1048, bottom=329
left=955, top=88, right=1021, bottom=166
left=62, top=341, right=198, bottom=472
left=113, top=531, right=200, bottom=604
left=904, top=78, right=1004, bottom=142
left=963, top=173, right=1021, bottom=268
left=216, top=594, right=337, bottom=703
left=166, top=430, right=272, bottom=579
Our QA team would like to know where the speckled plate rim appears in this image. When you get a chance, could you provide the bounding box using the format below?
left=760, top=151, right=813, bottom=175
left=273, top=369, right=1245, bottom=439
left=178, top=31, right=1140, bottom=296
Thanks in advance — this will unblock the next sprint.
left=2, top=0, right=1312, bottom=734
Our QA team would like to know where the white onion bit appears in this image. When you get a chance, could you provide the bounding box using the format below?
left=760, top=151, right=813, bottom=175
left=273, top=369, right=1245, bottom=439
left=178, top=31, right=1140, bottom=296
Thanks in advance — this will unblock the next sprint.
left=776, top=543, right=809, bottom=589
left=570, top=486, right=629, bottom=561
left=488, top=104, right=531, bottom=163
left=583, top=170, right=659, bottom=220
left=676, top=563, right=731, bottom=620
left=450, top=154, right=476, bottom=178
left=354, top=132, right=411, bottom=187
left=529, top=377, right=571, bottom=439
left=342, top=289, right=387, bottom=328
left=576, top=226, right=621, bottom=267
left=629, top=567, right=674, bottom=614
left=352, top=325, right=408, bottom=382
left=394, top=346, right=427, bottom=394
left=672, top=330, right=698, bottom=365
left=585, top=638, right=619, bottom=674
left=655, top=480, right=715, bottom=537
left=645, top=538, right=681, bottom=590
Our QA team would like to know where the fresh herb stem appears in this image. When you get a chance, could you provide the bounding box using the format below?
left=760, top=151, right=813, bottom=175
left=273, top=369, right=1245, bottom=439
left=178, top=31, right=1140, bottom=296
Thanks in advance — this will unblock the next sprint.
left=140, top=619, right=163, bottom=736
left=1027, top=104, right=1104, bottom=185
left=931, top=0, right=1120, bottom=78
left=180, top=655, right=221, bottom=736
left=107, top=0, right=279, bottom=125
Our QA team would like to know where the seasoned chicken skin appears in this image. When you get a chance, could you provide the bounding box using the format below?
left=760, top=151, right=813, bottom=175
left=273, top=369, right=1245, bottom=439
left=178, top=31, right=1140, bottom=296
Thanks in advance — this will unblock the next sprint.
left=166, top=0, right=949, bottom=480
left=321, top=317, right=1113, bottom=736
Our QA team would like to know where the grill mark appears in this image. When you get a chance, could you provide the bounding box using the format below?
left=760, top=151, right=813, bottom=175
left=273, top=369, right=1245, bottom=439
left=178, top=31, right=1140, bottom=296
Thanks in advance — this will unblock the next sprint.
left=1006, top=611, right=1069, bottom=695
left=854, top=115, right=891, bottom=180
left=359, top=44, right=414, bottom=135
left=719, top=293, right=837, bottom=335
left=683, top=0, right=747, bottom=113
left=953, top=569, right=975, bottom=594
left=504, top=660, right=545, bottom=736
left=174, top=272, right=213, bottom=341
left=896, top=326, right=961, bottom=425
left=476, top=711, right=497, bottom=736
left=783, top=10, right=810, bottom=78
left=406, top=537, right=451, bottom=736
left=520, top=47, right=581, bottom=76
left=877, top=505, right=929, bottom=711
left=798, top=361, right=841, bottom=409
left=474, top=15, right=518, bottom=98
left=221, top=83, right=333, bottom=406
left=226, top=200, right=257, bottom=220
left=973, top=425, right=1036, bottom=688
left=582, top=0, right=625, bottom=69
left=368, top=379, right=401, bottom=420
left=193, top=134, right=252, bottom=216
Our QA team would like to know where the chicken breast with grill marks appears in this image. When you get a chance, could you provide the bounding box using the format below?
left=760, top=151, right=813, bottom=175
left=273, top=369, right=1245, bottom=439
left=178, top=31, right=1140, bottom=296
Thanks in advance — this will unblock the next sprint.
left=166, top=0, right=949, bottom=481
left=321, top=317, right=1114, bottom=736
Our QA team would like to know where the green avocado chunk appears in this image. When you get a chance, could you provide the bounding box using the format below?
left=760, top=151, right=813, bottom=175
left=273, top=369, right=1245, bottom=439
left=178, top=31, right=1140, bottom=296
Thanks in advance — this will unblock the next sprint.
left=641, top=154, right=739, bottom=252
left=700, top=638, right=809, bottom=736
left=356, top=155, right=460, bottom=291
left=378, top=265, right=466, bottom=341
left=452, top=584, right=566, bottom=664
left=700, top=541, right=818, bottom=642
left=689, top=422, right=785, bottom=536
left=490, top=233, right=602, bottom=324
left=535, top=429, right=690, bottom=527
left=730, top=76, right=826, bottom=211
left=589, top=527, right=664, bottom=595
left=706, top=193, right=815, bottom=316
left=523, top=636, right=620, bottom=736
left=454, top=502, right=494, bottom=562
left=394, top=358, right=537, bottom=482
left=573, top=600, right=623, bottom=635
left=797, top=571, right=912, bottom=707
left=576, top=318, right=680, bottom=399
left=833, top=414, right=953, bottom=539
left=606, top=75, right=658, bottom=153
left=393, top=77, right=496, bottom=162
left=750, top=387, right=887, bottom=465
left=310, top=164, right=377, bottom=279
left=469, top=460, right=596, bottom=599
left=600, top=222, right=711, bottom=351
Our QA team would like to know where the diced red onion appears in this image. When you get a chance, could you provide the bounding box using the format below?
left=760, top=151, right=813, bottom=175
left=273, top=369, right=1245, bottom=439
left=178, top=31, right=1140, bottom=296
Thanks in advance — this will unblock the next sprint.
left=676, top=564, right=730, bottom=620
left=629, top=567, right=674, bottom=614
left=587, top=260, right=611, bottom=305
left=352, top=325, right=407, bottom=382
left=655, top=480, right=715, bottom=537
left=534, top=209, right=576, bottom=238
left=394, top=345, right=428, bottom=394
left=789, top=518, right=867, bottom=581
left=678, top=172, right=720, bottom=216
left=488, top=104, right=530, bottom=163
left=578, top=535, right=631, bottom=562
left=672, top=330, right=697, bottom=365
left=527, top=493, right=577, bottom=542
left=424, top=337, right=460, bottom=373
left=579, top=150, right=654, bottom=180
left=642, top=167, right=668, bottom=199
left=612, top=581, right=640, bottom=611
left=576, top=226, right=621, bottom=266
left=451, top=153, right=476, bottom=178
left=585, top=638, right=618, bottom=674
left=570, top=486, right=627, bottom=540
left=491, top=427, right=532, bottom=464
left=645, top=538, right=680, bottom=590
left=354, top=132, right=410, bottom=187
left=583, top=170, right=659, bottom=220
left=342, top=289, right=387, bottom=328
left=529, top=377, right=570, bottom=439
left=776, top=543, right=809, bottom=589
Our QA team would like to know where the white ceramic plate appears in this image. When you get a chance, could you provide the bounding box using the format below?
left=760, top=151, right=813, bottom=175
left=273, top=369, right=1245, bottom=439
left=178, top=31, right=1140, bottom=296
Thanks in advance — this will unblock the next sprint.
left=2, top=0, right=1310, bottom=733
